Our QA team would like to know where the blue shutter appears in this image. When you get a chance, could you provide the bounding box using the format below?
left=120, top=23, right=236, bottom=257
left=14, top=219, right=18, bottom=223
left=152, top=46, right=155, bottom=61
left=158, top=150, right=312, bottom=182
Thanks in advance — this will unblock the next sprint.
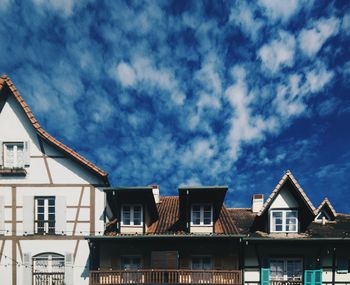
left=304, top=270, right=322, bottom=285
left=261, top=258, right=270, bottom=285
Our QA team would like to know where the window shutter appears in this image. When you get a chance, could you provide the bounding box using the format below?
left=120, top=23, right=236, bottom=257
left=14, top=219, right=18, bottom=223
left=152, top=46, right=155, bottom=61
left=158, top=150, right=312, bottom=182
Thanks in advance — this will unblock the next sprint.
left=23, top=197, right=34, bottom=235
left=337, top=257, right=348, bottom=273
left=314, top=270, right=322, bottom=285
left=304, top=270, right=322, bottom=285
left=55, top=196, right=66, bottom=235
left=23, top=141, right=30, bottom=167
left=0, top=196, right=4, bottom=235
left=261, top=258, right=270, bottom=285
left=23, top=252, right=32, bottom=285
left=0, top=141, right=3, bottom=166
left=65, top=252, right=74, bottom=285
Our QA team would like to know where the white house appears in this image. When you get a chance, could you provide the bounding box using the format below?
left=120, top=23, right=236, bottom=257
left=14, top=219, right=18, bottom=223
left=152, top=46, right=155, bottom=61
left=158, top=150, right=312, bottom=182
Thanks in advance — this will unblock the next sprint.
left=0, top=75, right=109, bottom=285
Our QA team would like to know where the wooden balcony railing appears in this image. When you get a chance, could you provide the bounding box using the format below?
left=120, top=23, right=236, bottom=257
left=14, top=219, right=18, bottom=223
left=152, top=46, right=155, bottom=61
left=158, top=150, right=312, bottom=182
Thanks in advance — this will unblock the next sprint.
left=90, top=269, right=242, bottom=285
left=270, top=281, right=302, bottom=285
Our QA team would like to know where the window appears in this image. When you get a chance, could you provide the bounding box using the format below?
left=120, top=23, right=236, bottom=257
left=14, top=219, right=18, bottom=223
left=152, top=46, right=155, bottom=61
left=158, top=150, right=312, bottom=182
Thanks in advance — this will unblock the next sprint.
left=191, top=204, right=213, bottom=226
left=33, top=253, right=64, bottom=285
left=35, top=197, right=55, bottom=234
left=3, top=142, right=24, bottom=168
left=121, top=205, right=143, bottom=226
left=270, top=210, right=298, bottom=232
left=270, top=258, right=302, bottom=281
left=121, top=256, right=142, bottom=269
left=191, top=256, right=212, bottom=270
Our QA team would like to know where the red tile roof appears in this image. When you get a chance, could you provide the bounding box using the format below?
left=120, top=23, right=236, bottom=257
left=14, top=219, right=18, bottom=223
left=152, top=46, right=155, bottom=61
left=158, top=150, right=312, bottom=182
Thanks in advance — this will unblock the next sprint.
left=0, top=75, right=108, bottom=180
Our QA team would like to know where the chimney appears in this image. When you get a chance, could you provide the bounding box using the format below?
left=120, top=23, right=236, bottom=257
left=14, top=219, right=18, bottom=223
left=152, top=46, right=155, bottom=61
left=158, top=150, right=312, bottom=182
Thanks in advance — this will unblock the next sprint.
left=151, top=185, right=160, bottom=204
left=252, top=194, right=264, bottom=213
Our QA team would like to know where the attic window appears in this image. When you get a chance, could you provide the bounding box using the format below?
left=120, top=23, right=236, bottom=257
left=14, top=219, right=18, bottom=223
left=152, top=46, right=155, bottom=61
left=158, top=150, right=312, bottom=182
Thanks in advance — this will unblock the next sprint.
left=191, top=204, right=213, bottom=226
left=270, top=210, right=298, bottom=233
left=121, top=205, right=143, bottom=226
left=315, top=211, right=331, bottom=222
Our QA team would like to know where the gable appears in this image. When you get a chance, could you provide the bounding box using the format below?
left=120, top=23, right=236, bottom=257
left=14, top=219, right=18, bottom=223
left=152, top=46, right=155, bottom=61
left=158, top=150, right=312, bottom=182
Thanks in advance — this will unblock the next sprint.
left=258, top=170, right=315, bottom=216
left=270, top=186, right=299, bottom=209
left=0, top=75, right=108, bottom=184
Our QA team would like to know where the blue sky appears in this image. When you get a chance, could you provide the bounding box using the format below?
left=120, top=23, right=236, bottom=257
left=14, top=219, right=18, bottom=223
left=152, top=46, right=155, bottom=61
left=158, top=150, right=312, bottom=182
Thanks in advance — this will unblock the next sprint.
left=1, top=0, right=350, bottom=212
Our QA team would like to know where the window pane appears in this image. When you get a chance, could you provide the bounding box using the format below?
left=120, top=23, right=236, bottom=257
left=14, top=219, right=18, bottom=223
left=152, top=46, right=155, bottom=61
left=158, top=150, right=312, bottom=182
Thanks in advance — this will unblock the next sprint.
left=270, top=260, right=284, bottom=280
left=123, top=206, right=131, bottom=225
left=203, top=209, right=212, bottom=225
left=192, top=210, right=200, bottom=225
left=133, top=208, right=142, bottom=225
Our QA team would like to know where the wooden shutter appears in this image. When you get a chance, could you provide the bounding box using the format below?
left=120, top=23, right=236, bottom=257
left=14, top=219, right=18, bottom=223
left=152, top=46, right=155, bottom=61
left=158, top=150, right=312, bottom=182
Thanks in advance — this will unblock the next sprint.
left=23, top=141, right=30, bottom=167
left=55, top=196, right=66, bottom=235
left=23, top=252, right=32, bottom=285
left=65, top=252, right=74, bottom=285
left=151, top=251, right=178, bottom=269
left=304, top=270, right=322, bottom=285
left=0, top=196, right=4, bottom=235
left=23, top=197, right=34, bottom=235
left=0, top=141, right=3, bottom=166
left=261, top=258, right=270, bottom=285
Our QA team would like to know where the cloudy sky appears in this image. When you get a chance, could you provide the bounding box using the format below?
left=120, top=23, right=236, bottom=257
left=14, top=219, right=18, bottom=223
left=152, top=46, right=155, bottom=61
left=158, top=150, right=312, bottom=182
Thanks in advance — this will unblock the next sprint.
left=1, top=0, right=349, bottom=212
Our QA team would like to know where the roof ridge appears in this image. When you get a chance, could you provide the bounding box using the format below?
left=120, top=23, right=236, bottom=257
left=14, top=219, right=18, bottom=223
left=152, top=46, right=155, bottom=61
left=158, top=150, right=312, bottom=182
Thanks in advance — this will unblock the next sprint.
left=0, top=76, right=108, bottom=180
left=257, top=170, right=316, bottom=216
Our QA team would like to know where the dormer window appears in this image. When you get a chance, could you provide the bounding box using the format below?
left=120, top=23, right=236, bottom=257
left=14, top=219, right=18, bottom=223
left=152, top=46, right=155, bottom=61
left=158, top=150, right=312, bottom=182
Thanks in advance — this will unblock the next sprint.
left=121, top=205, right=143, bottom=226
left=191, top=204, right=213, bottom=226
left=270, top=210, right=298, bottom=233
left=3, top=142, right=24, bottom=168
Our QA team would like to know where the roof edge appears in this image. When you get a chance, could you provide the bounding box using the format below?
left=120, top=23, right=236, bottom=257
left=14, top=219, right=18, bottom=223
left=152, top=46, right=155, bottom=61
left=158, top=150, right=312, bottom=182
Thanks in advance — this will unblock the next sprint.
left=0, top=75, right=108, bottom=180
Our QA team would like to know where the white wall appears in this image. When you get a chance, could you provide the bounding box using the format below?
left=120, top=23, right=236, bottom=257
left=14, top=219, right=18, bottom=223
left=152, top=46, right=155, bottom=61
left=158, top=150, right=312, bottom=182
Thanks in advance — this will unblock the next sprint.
left=270, top=187, right=299, bottom=209
left=1, top=90, right=108, bottom=285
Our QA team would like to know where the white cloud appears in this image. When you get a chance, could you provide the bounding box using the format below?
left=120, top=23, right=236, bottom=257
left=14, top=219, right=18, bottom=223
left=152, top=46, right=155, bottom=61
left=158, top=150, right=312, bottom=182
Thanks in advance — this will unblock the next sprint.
left=258, top=0, right=302, bottom=22
left=229, top=2, right=264, bottom=42
left=0, top=0, right=12, bottom=11
left=304, top=65, right=334, bottom=93
left=258, top=31, right=296, bottom=73
left=114, top=62, right=137, bottom=88
left=342, top=13, right=350, bottom=35
left=298, top=17, right=340, bottom=57
left=31, top=0, right=80, bottom=17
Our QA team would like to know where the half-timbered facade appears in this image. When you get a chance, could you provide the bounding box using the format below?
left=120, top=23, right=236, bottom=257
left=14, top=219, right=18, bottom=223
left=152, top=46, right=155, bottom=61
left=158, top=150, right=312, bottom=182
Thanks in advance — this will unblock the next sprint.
left=0, top=75, right=109, bottom=285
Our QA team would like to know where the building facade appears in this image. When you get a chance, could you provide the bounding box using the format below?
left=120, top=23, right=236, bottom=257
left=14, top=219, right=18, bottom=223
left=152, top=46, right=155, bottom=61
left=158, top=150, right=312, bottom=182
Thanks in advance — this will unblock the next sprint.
left=88, top=173, right=350, bottom=285
left=0, top=75, right=109, bottom=285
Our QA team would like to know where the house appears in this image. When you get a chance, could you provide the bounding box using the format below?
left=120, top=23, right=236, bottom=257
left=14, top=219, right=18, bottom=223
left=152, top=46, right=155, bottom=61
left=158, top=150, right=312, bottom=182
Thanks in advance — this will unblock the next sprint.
left=235, top=170, right=350, bottom=285
left=0, top=75, right=109, bottom=285
left=87, top=172, right=350, bottom=285
left=88, top=186, right=242, bottom=285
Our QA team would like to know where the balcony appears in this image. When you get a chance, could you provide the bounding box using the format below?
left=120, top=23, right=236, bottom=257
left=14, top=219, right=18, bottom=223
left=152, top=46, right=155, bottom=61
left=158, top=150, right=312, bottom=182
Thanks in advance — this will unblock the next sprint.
left=89, top=269, right=242, bottom=285
left=270, top=281, right=302, bottom=285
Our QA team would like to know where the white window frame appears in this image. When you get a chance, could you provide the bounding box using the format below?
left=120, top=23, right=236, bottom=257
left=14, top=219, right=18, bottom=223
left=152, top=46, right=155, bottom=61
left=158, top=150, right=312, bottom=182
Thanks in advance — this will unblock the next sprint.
left=3, top=142, right=24, bottom=168
left=35, top=197, right=56, bottom=234
left=191, top=204, right=213, bottom=226
left=270, top=258, right=303, bottom=281
left=121, top=204, right=143, bottom=226
left=270, top=209, right=298, bottom=233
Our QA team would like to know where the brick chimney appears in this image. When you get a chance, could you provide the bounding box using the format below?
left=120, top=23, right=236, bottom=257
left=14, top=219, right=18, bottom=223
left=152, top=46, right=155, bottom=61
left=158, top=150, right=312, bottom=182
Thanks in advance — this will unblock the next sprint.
left=252, top=194, right=264, bottom=213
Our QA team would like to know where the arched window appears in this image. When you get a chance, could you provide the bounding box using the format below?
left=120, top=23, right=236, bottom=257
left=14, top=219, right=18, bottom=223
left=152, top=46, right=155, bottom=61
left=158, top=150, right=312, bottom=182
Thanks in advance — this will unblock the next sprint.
left=32, top=253, right=65, bottom=285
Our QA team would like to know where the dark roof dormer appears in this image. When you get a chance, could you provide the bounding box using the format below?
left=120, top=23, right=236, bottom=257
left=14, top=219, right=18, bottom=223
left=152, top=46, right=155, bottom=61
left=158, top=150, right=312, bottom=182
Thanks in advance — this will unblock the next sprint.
left=104, top=186, right=159, bottom=234
left=178, top=186, right=228, bottom=233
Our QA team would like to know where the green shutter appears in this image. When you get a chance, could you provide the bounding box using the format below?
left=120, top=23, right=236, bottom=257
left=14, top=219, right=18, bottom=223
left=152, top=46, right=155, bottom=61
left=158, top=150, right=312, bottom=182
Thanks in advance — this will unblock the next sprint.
left=261, top=258, right=270, bottom=285
left=304, top=270, right=322, bottom=285
left=314, top=270, right=322, bottom=285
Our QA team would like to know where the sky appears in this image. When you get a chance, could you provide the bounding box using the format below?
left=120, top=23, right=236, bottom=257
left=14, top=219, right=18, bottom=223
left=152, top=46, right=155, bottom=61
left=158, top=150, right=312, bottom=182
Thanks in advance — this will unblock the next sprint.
left=0, top=0, right=349, bottom=212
